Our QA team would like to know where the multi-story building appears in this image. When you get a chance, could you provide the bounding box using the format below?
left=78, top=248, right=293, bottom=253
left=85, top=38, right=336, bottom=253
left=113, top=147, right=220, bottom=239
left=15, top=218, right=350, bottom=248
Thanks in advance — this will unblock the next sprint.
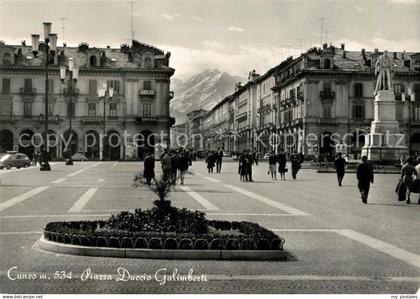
left=199, top=44, right=420, bottom=158
left=170, top=123, right=186, bottom=149
left=0, top=40, right=175, bottom=160
left=185, top=109, right=207, bottom=151
left=272, top=44, right=420, bottom=158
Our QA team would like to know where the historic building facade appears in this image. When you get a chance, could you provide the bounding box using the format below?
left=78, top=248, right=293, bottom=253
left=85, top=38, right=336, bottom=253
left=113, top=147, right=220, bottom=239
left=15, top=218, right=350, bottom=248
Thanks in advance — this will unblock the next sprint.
left=0, top=40, right=175, bottom=160
left=198, top=44, right=420, bottom=158
left=272, top=44, right=420, bottom=158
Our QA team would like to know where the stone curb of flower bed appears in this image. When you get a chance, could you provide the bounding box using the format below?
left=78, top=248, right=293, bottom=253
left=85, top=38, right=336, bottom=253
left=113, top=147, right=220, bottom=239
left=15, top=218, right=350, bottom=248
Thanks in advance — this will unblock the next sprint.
left=38, top=237, right=288, bottom=260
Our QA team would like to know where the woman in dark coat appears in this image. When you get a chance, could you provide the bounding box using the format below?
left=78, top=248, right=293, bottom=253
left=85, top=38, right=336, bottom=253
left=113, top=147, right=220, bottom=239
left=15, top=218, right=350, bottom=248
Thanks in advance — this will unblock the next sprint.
left=143, top=152, right=155, bottom=185
left=178, top=151, right=189, bottom=185
left=206, top=152, right=215, bottom=173
left=290, top=154, right=301, bottom=180
left=277, top=149, right=287, bottom=181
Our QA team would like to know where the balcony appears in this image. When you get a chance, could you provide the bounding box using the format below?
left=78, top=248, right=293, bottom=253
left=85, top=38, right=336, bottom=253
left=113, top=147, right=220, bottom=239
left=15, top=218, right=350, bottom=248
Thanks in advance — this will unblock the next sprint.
left=63, top=88, right=80, bottom=97
left=19, top=88, right=36, bottom=97
left=81, top=116, right=102, bottom=124
left=318, top=118, right=338, bottom=125
left=297, top=91, right=304, bottom=100
left=236, top=111, right=247, bottom=120
left=139, top=89, right=156, bottom=97
left=136, top=117, right=157, bottom=125
left=320, top=90, right=335, bottom=100
left=0, top=115, right=17, bottom=122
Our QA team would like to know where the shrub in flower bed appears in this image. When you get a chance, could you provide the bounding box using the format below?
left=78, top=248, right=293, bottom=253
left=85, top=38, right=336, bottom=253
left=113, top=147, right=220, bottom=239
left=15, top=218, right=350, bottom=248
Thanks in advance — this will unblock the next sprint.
left=43, top=174, right=285, bottom=251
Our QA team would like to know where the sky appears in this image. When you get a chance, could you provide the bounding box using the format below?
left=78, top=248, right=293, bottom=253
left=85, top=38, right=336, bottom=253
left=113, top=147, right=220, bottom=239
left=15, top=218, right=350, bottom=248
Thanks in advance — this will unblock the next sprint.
left=0, top=0, right=419, bottom=81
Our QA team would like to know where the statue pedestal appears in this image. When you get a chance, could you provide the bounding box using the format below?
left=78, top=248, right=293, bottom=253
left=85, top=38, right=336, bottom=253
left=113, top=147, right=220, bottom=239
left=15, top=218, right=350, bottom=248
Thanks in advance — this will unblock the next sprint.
left=362, top=90, right=408, bottom=161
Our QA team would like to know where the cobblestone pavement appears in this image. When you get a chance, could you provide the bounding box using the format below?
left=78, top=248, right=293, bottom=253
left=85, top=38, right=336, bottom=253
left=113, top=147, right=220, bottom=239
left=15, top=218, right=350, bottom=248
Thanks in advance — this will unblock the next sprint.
left=0, top=161, right=419, bottom=294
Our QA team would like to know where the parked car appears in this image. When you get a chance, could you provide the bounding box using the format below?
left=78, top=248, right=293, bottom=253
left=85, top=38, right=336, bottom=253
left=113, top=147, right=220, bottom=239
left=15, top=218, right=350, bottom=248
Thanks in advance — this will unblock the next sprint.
left=0, top=151, right=31, bottom=169
left=71, top=152, right=88, bottom=161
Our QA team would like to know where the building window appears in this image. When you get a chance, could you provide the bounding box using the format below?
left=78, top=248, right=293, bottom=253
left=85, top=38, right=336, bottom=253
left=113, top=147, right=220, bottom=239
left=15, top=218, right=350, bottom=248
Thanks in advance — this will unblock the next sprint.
left=2, top=78, right=10, bottom=94
left=143, top=81, right=151, bottom=90
left=67, top=102, right=75, bottom=118
left=404, top=60, right=411, bottom=68
left=48, top=103, right=53, bottom=116
left=89, top=80, right=97, bottom=95
left=144, top=57, right=152, bottom=68
left=414, top=84, right=420, bottom=102
left=2, top=53, right=11, bottom=65
left=323, top=81, right=331, bottom=91
left=109, top=103, right=117, bottom=117
left=324, top=58, right=331, bottom=69
left=88, top=103, right=96, bottom=116
left=143, top=103, right=151, bottom=117
left=107, top=80, right=120, bottom=95
left=24, top=78, right=32, bottom=92
left=394, top=84, right=405, bottom=100
left=23, top=102, right=32, bottom=117
left=47, top=79, right=54, bottom=94
left=414, top=106, right=420, bottom=121
left=322, top=104, right=332, bottom=118
left=90, top=55, right=97, bottom=67
left=354, top=83, right=363, bottom=98
left=354, top=104, right=364, bottom=119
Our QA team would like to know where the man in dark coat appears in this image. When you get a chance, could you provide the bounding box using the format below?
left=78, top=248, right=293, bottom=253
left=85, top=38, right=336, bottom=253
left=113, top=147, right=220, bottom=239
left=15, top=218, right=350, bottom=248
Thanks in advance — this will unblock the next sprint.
left=334, top=153, right=347, bottom=186
left=216, top=147, right=223, bottom=173
left=178, top=151, right=189, bottom=185
left=170, top=151, right=179, bottom=184
left=247, top=151, right=254, bottom=182
left=356, top=155, right=374, bottom=204
left=143, top=152, right=155, bottom=185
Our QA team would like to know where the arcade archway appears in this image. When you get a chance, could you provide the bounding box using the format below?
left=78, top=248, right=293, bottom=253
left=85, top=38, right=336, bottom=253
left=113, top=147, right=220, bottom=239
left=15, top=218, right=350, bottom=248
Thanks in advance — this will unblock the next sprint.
left=0, top=129, right=13, bottom=153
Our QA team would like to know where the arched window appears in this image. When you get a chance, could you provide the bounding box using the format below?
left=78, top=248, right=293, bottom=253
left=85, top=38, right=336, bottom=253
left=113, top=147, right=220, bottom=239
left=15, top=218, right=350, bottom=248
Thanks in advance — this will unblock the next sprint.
left=144, top=57, right=152, bottom=68
left=2, top=53, right=11, bottom=65
left=90, top=55, right=97, bottom=67
left=324, top=58, right=331, bottom=69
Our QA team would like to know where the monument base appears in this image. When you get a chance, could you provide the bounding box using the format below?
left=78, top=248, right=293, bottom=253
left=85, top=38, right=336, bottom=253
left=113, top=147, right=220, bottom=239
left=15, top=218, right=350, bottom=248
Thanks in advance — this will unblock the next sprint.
left=361, top=132, right=408, bottom=162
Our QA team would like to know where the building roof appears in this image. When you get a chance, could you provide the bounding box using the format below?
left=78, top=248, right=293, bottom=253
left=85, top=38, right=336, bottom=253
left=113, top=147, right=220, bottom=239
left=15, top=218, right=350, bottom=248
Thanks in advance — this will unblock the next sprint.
left=0, top=40, right=174, bottom=71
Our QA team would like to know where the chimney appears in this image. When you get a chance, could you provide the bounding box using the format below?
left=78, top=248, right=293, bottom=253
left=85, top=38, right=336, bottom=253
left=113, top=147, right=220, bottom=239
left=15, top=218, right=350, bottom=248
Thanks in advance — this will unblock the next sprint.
left=341, top=43, right=345, bottom=50
left=106, top=45, right=110, bottom=49
left=374, top=48, right=378, bottom=53
left=21, top=40, right=26, bottom=46
left=78, top=42, right=89, bottom=52
left=323, top=43, right=328, bottom=49
left=394, top=52, right=397, bottom=59
left=120, top=43, right=130, bottom=53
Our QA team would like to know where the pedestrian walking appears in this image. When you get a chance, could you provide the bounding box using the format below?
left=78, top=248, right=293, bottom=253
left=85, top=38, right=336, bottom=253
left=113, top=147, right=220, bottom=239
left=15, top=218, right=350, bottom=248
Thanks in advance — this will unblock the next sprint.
left=252, top=151, right=258, bottom=166
left=32, top=151, right=39, bottom=166
left=178, top=151, right=189, bottom=185
left=238, top=151, right=249, bottom=181
left=247, top=150, right=254, bottom=182
left=170, top=151, right=179, bottom=184
left=401, top=157, right=418, bottom=204
left=268, top=151, right=277, bottom=180
left=277, top=148, right=287, bottom=181
left=216, top=147, right=223, bottom=173
left=356, top=155, right=374, bottom=204
left=143, top=152, right=155, bottom=185
left=290, top=154, right=301, bottom=180
left=334, top=152, right=347, bottom=186
left=161, top=152, right=172, bottom=182
left=206, top=152, right=215, bottom=173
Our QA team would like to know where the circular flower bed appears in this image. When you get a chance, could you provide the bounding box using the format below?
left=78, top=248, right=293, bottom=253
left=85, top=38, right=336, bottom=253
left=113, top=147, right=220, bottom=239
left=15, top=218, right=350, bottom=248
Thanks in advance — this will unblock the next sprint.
left=44, top=200, right=284, bottom=251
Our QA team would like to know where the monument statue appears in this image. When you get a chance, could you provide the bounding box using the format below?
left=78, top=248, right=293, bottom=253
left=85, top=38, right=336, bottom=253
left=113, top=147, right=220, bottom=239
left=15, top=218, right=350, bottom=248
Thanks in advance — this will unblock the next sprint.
left=374, top=50, right=394, bottom=95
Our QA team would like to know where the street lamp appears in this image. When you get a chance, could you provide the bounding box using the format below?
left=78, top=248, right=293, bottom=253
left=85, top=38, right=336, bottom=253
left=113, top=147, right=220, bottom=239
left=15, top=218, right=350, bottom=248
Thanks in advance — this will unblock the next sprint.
left=60, top=57, right=79, bottom=165
left=97, top=82, right=114, bottom=161
left=31, top=22, right=58, bottom=171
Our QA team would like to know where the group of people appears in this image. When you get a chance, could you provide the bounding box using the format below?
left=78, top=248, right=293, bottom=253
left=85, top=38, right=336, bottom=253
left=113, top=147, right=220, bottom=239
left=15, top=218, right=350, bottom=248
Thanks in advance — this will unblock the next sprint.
left=205, top=148, right=224, bottom=173
left=238, top=150, right=258, bottom=181
left=143, top=149, right=192, bottom=185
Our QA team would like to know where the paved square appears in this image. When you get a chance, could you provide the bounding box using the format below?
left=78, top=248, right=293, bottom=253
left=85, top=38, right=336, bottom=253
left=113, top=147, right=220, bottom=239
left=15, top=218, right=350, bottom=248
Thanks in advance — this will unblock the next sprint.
left=0, top=160, right=419, bottom=294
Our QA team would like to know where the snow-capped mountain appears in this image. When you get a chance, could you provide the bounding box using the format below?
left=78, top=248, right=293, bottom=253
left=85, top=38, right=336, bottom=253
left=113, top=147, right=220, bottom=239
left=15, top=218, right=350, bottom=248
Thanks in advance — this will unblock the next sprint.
left=170, top=69, right=245, bottom=124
